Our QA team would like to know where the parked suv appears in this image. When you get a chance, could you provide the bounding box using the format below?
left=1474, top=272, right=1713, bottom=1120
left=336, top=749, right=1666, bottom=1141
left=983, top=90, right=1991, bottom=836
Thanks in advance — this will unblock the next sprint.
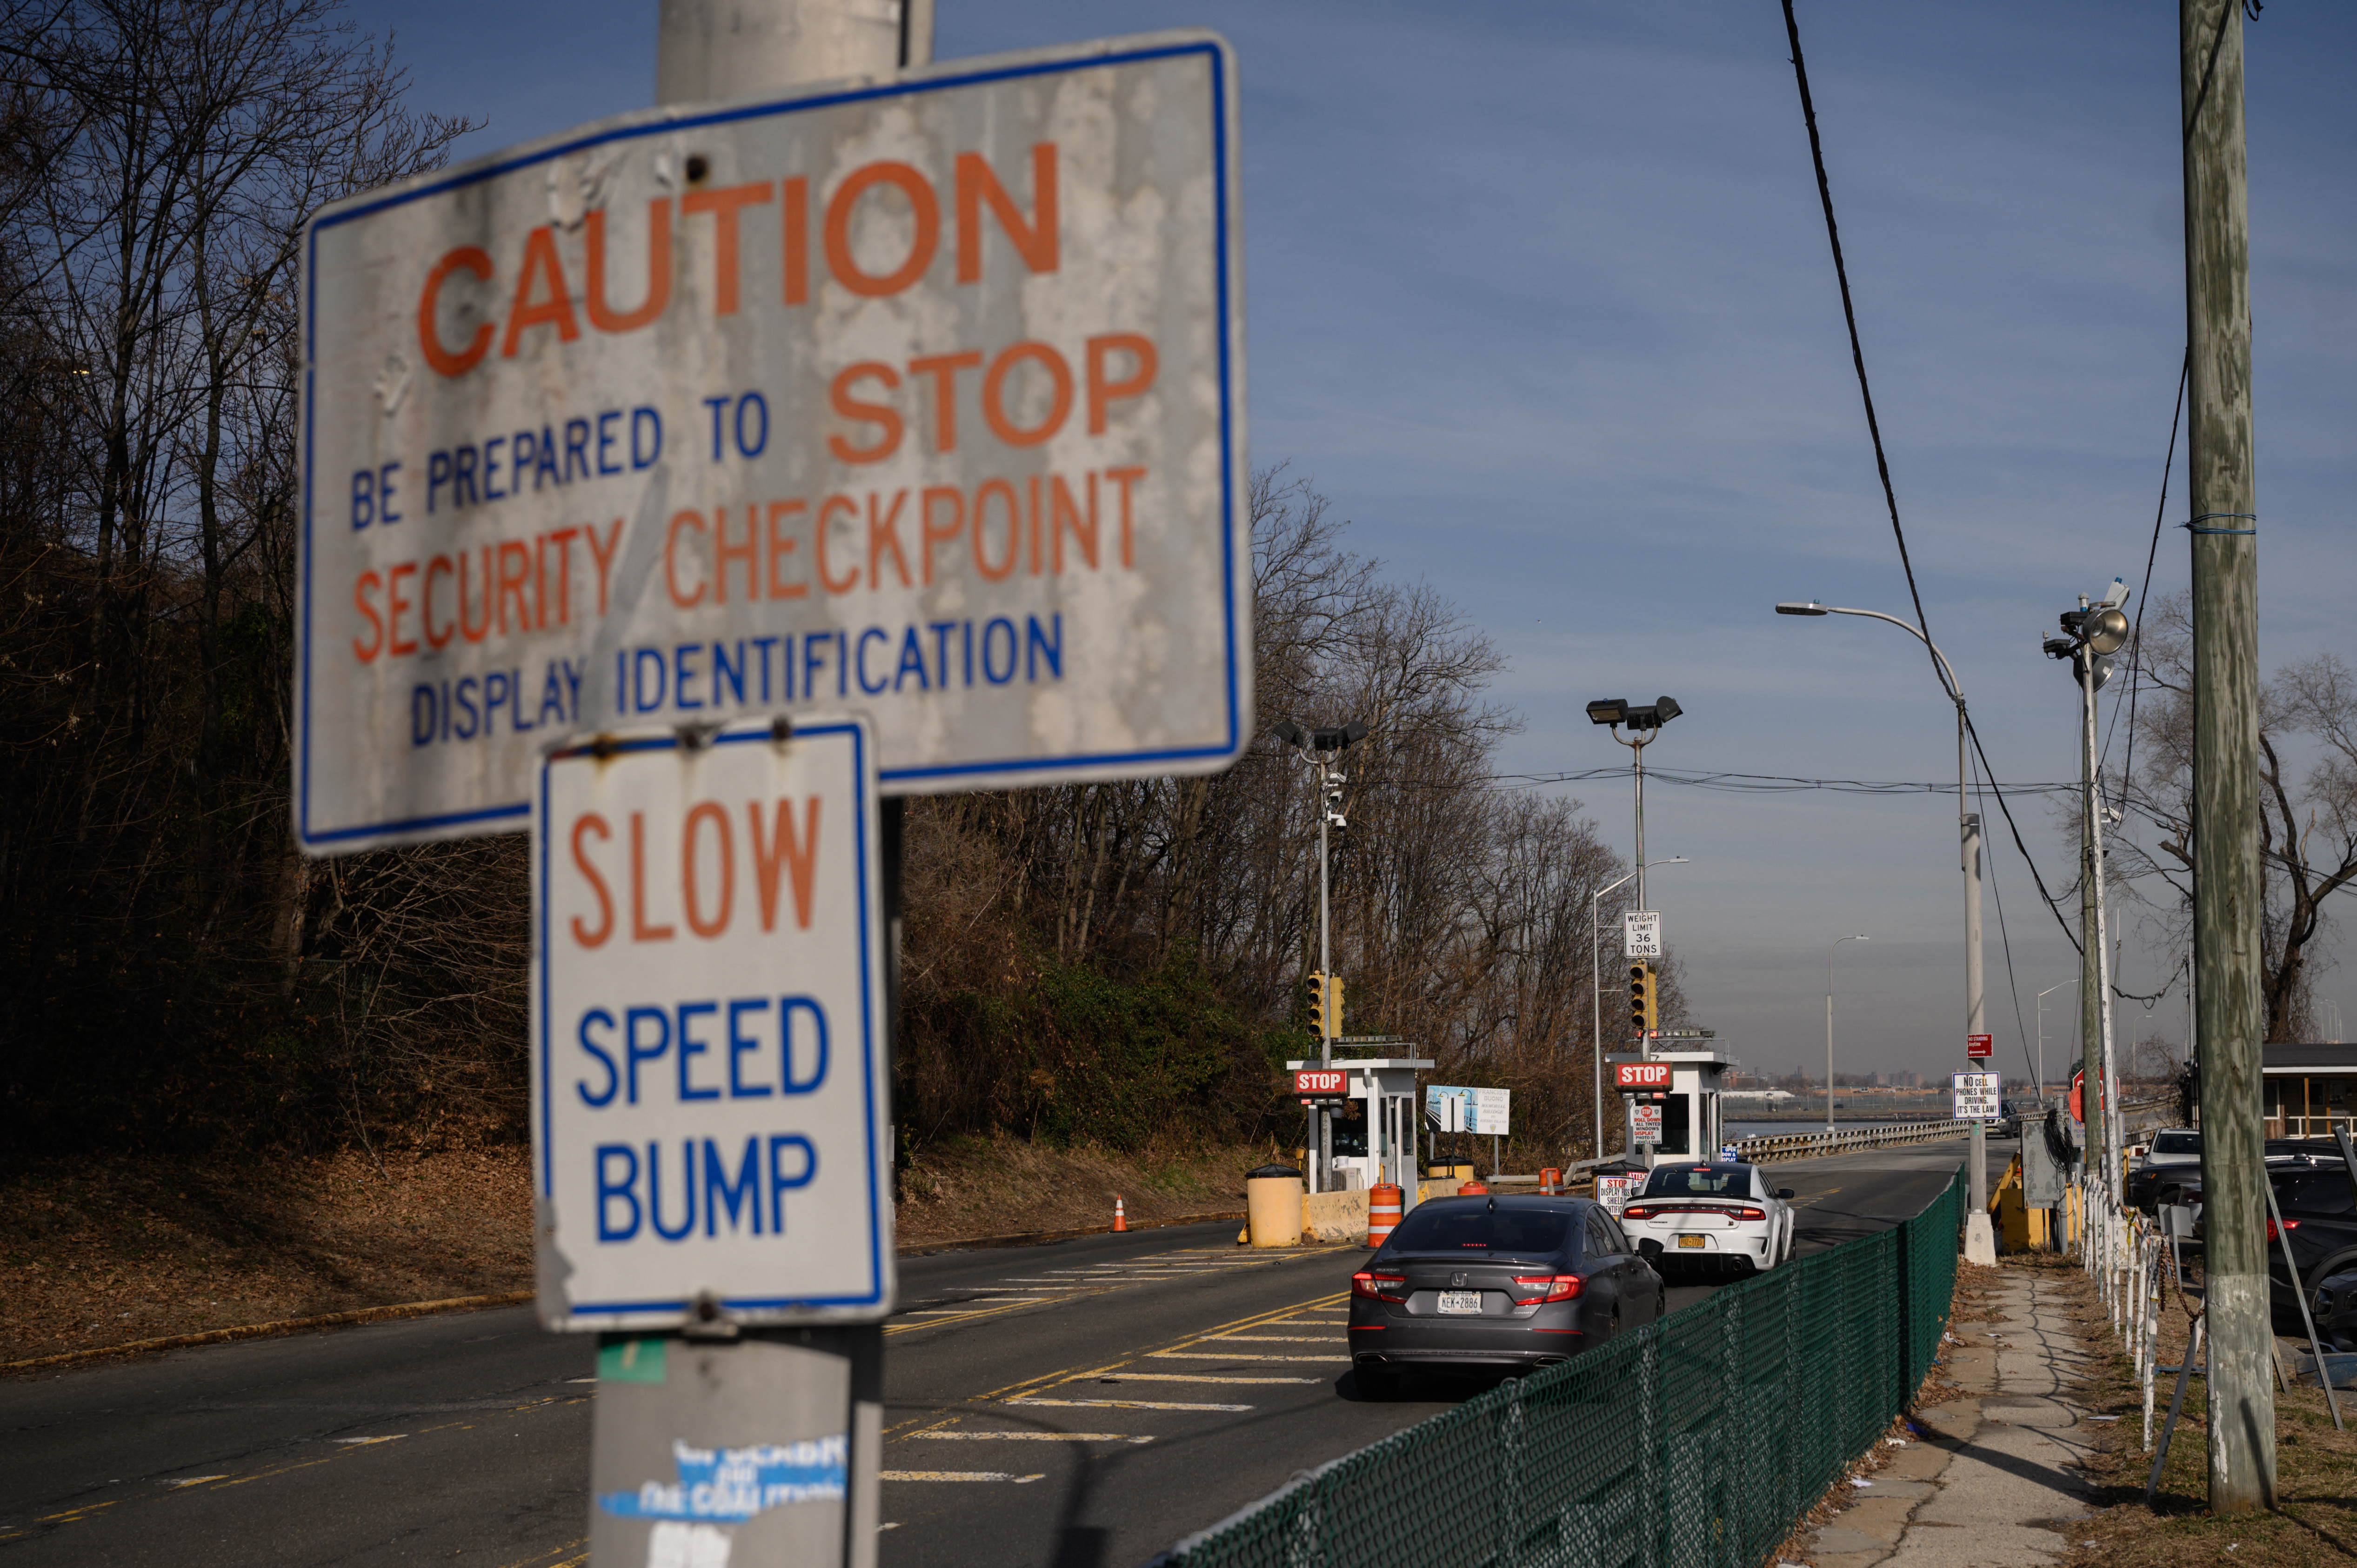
left=2126, top=1128, right=2203, bottom=1214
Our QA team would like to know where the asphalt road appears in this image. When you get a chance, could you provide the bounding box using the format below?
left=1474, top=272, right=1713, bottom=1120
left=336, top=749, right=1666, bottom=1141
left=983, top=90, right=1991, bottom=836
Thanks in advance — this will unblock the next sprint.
left=0, top=1136, right=1997, bottom=1568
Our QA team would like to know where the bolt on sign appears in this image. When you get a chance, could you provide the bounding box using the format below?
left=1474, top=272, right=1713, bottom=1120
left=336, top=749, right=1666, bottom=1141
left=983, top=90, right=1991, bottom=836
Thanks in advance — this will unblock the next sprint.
left=532, top=715, right=889, bottom=1329
left=298, top=33, right=1248, bottom=853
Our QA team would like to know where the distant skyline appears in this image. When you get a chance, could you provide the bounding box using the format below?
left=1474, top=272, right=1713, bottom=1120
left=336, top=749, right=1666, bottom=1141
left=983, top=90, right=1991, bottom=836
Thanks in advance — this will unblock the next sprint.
left=347, top=1, right=2357, bottom=1082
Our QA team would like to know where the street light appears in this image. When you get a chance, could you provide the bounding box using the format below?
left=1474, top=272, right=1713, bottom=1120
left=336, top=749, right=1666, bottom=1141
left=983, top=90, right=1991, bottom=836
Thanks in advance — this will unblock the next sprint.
left=1826, top=934, right=1868, bottom=1132
left=1590, top=857, right=1688, bottom=1159
left=1774, top=600, right=1993, bottom=1228
left=1586, top=696, right=1683, bottom=911
left=1271, top=716, right=1368, bottom=1196
left=2036, top=979, right=2079, bottom=1110
left=2043, top=578, right=2129, bottom=1201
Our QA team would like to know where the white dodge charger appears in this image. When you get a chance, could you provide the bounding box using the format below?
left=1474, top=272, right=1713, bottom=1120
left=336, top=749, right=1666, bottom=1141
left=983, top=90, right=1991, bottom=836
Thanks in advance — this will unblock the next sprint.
left=1618, top=1161, right=1796, bottom=1276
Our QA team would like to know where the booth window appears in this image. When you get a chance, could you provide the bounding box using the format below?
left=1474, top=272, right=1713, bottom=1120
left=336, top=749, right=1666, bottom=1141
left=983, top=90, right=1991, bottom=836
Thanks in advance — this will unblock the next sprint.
left=1658, top=1094, right=1689, bottom=1155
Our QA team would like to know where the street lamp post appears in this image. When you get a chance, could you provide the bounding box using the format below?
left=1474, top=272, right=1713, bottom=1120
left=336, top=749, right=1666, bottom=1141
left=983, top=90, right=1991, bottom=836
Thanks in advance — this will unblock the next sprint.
left=1591, top=857, right=1689, bottom=1159
left=1271, top=717, right=1367, bottom=1195
left=1585, top=698, right=1683, bottom=912
left=2037, top=979, right=2079, bottom=1110
left=2045, top=585, right=2131, bottom=1202
left=1776, top=601, right=1993, bottom=1241
left=1825, top=934, right=1868, bottom=1132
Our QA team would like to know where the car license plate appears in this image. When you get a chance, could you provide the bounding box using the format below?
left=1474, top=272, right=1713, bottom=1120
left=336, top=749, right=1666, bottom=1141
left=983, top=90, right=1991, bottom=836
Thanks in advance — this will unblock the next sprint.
left=1437, top=1290, right=1482, bottom=1315
left=1677, top=1234, right=1708, bottom=1249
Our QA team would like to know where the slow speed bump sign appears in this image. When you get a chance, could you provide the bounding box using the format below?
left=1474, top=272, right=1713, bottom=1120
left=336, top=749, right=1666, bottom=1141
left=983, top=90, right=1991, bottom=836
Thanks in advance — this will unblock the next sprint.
left=531, top=714, right=889, bottom=1329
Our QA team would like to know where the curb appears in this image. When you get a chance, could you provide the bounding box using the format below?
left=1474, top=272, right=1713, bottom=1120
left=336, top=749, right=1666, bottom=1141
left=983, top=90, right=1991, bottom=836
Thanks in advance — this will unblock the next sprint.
left=3, top=1290, right=533, bottom=1377
left=896, top=1210, right=1246, bottom=1256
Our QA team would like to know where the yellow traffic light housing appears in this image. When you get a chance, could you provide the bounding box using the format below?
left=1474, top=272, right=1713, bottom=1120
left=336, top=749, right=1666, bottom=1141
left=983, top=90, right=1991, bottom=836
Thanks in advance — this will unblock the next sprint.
left=1628, top=961, right=1658, bottom=1036
left=1328, top=975, right=1345, bottom=1040
left=1307, top=971, right=1328, bottom=1038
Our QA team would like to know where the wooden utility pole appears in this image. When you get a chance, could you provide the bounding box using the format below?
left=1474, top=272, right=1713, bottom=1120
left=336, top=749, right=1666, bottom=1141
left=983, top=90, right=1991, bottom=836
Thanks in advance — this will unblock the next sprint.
left=2182, top=0, right=2274, bottom=1512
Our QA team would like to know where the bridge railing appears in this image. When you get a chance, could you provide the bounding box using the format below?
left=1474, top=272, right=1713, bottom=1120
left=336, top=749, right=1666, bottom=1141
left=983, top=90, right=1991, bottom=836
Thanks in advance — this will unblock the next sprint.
left=1737, top=1118, right=1976, bottom=1165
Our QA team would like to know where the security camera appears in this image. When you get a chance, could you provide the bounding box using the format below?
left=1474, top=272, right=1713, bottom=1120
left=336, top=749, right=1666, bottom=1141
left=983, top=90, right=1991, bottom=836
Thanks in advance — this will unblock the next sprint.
left=1328, top=813, right=1347, bottom=832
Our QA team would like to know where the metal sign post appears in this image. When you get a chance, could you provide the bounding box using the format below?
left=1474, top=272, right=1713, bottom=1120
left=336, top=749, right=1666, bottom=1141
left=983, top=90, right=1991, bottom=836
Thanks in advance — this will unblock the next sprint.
left=534, top=715, right=891, bottom=1564
left=297, top=32, right=1248, bottom=853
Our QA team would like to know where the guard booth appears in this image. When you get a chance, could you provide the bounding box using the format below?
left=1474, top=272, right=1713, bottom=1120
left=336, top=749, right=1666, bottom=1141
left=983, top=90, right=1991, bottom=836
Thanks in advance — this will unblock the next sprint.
left=1289, top=1055, right=1433, bottom=1197
left=1606, top=1047, right=1733, bottom=1170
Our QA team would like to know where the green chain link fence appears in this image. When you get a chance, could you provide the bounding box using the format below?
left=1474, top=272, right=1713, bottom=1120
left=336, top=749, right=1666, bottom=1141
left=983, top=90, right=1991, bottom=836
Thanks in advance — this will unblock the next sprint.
left=1153, top=1171, right=1962, bottom=1568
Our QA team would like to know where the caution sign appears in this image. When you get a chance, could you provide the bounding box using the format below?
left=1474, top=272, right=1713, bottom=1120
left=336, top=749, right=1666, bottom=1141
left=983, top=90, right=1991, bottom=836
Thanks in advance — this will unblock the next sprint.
left=531, top=715, right=890, bottom=1328
left=299, top=33, right=1247, bottom=852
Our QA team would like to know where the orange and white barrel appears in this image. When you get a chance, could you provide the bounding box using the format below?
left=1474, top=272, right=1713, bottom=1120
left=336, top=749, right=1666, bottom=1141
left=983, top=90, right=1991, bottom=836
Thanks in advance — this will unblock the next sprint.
left=1367, top=1183, right=1403, bottom=1248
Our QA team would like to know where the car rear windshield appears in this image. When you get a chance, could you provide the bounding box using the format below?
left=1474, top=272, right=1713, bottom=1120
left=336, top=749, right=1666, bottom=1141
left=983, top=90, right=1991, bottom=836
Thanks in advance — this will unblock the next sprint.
left=1386, top=1205, right=1574, bottom=1254
left=1641, top=1165, right=1752, bottom=1198
left=2275, top=1171, right=2355, bottom=1215
left=2152, top=1132, right=2201, bottom=1154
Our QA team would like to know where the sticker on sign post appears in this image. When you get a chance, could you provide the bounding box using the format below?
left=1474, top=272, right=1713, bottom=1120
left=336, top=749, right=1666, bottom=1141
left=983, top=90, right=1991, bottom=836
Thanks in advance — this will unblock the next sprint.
left=532, top=714, right=890, bottom=1329
left=297, top=31, right=1249, bottom=853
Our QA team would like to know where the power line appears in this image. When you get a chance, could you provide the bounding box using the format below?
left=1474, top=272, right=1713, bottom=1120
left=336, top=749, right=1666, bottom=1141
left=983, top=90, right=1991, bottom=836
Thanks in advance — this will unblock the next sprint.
left=2114, top=350, right=2190, bottom=813
left=1485, top=765, right=2077, bottom=797
left=1971, top=744, right=2041, bottom=1092
left=1779, top=0, right=1951, bottom=707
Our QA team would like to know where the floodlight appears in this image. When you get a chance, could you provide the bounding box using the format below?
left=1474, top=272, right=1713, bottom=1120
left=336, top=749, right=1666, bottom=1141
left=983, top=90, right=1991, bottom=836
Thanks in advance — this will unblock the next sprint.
left=2083, top=607, right=2130, bottom=656
left=1585, top=699, right=1629, bottom=726
left=1652, top=696, right=1683, bottom=724
left=1270, top=719, right=1305, bottom=747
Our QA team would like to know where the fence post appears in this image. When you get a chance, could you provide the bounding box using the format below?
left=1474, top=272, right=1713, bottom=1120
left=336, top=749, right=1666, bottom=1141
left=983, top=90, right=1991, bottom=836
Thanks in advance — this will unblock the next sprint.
left=1641, top=1329, right=1662, bottom=1568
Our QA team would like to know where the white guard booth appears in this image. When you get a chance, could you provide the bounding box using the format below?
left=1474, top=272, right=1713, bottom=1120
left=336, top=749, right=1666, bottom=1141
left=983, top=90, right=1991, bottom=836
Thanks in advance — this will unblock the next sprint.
left=1609, top=1048, right=1733, bottom=1170
left=1289, top=1057, right=1432, bottom=1200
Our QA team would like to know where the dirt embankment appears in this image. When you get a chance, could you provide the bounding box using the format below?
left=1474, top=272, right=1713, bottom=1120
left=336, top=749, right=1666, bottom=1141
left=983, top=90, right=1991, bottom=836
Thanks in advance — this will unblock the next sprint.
left=1, top=1137, right=1269, bottom=1367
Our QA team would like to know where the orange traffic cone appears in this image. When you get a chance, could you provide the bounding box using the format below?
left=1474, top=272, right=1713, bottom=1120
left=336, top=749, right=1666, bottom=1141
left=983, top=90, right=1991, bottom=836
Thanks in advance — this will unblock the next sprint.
left=1113, top=1196, right=1127, bottom=1232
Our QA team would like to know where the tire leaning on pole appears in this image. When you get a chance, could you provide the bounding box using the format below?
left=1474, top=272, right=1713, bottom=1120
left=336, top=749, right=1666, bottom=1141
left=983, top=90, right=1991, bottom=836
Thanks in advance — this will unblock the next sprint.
left=2180, top=0, right=2275, bottom=1512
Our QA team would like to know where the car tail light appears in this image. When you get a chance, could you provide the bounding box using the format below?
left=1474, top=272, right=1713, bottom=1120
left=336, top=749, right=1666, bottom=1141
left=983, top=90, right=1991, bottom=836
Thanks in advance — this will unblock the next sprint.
left=1622, top=1205, right=1650, bottom=1219
left=1511, top=1274, right=1582, bottom=1305
left=1352, top=1271, right=1408, bottom=1302
left=2267, top=1218, right=2300, bottom=1241
left=1739, top=1208, right=1766, bottom=1221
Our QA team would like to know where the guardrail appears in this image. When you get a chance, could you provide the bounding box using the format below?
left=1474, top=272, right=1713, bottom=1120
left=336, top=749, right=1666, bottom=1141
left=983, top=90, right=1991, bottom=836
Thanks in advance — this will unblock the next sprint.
left=1149, top=1173, right=1965, bottom=1568
left=1737, top=1118, right=1976, bottom=1165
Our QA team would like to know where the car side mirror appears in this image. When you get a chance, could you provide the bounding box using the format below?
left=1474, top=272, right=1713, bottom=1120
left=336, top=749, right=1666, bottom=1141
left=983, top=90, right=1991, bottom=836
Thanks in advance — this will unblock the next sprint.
left=1777, top=1188, right=1796, bottom=1201
left=1637, top=1238, right=1663, bottom=1262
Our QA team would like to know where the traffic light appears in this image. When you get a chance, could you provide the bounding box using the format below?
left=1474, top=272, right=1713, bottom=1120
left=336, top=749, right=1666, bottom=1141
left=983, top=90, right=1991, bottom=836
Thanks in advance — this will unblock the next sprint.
left=1628, top=961, right=1658, bottom=1036
left=1307, top=971, right=1328, bottom=1038
left=1329, top=975, right=1345, bottom=1040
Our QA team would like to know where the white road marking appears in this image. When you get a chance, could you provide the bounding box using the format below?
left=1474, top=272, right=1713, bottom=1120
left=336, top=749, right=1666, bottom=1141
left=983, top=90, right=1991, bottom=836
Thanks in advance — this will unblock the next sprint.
left=1093, top=1373, right=1314, bottom=1385
left=164, top=1477, right=228, bottom=1488
left=332, top=1436, right=407, bottom=1445
left=1148, top=1352, right=1346, bottom=1362
left=1201, top=1335, right=1348, bottom=1343
left=879, top=1471, right=1048, bottom=1483
left=915, top=1432, right=1155, bottom=1443
left=1006, top=1397, right=1253, bottom=1412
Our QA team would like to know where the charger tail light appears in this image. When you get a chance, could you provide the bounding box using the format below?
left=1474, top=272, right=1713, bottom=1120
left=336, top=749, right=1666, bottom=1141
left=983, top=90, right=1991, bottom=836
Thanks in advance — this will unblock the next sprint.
left=1622, top=1205, right=1651, bottom=1219
left=1739, top=1208, right=1766, bottom=1221
left=2267, top=1218, right=2300, bottom=1241
left=1511, top=1274, right=1582, bottom=1305
left=1352, top=1271, right=1409, bottom=1302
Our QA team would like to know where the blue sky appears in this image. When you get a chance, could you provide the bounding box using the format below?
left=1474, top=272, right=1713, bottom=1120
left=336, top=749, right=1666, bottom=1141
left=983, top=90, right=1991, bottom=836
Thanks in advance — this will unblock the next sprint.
left=354, top=0, right=2357, bottom=1082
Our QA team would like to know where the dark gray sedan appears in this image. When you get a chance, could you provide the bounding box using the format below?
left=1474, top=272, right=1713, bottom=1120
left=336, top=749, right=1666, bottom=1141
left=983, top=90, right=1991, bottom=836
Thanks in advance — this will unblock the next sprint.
left=1348, top=1194, right=1663, bottom=1397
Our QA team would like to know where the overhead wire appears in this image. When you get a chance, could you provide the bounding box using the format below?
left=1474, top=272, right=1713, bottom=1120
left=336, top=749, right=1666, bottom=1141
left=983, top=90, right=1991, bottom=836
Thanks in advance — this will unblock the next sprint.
left=2112, top=351, right=2190, bottom=815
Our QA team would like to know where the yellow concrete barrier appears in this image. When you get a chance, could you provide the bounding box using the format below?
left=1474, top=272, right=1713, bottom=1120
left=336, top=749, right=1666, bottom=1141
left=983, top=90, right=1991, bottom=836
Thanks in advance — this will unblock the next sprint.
left=1302, top=1186, right=1370, bottom=1243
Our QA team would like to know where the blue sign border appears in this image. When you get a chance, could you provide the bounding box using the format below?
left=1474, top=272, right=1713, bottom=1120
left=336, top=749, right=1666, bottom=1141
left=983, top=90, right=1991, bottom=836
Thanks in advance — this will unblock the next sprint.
left=533, top=718, right=887, bottom=1320
left=298, top=35, right=1243, bottom=850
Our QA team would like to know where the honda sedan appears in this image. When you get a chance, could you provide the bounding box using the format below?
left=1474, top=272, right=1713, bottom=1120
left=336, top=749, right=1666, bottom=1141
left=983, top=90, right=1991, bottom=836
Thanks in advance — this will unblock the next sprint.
left=1348, top=1194, right=1662, bottom=1397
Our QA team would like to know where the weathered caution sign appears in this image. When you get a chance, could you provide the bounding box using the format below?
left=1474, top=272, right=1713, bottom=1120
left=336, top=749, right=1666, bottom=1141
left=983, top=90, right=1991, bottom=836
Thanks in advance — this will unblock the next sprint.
left=532, top=715, right=890, bottom=1329
left=299, top=32, right=1247, bottom=852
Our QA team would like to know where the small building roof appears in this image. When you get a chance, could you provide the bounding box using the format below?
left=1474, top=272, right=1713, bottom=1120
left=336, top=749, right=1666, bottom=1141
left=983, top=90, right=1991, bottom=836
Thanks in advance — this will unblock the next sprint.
left=2261, top=1043, right=2357, bottom=1074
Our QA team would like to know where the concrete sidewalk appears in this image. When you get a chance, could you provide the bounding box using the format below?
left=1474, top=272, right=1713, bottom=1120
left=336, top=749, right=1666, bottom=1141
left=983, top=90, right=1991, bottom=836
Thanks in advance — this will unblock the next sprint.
left=1801, top=1268, right=2102, bottom=1567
